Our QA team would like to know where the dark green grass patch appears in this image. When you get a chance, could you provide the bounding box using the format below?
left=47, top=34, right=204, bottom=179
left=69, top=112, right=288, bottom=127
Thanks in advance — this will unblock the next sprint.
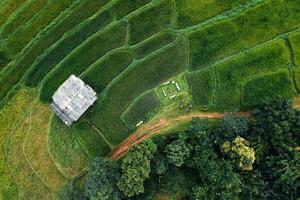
left=213, top=39, right=290, bottom=110
left=121, top=90, right=160, bottom=130
left=81, top=49, right=134, bottom=93
left=242, top=70, right=294, bottom=107
left=6, top=0, right=75, bottom=56
left=0, top=49, right=10, bottom=70
left=111, top=0, right=150, bottom=20
left=48, top=116, right=90, bottom=178
left=0, top=0, right=48, bottom=38
left=188, top=0, right=300, bottom=70
left=289, top=32, right=300, bottom=66
left=175, top=0, right=250, bottom=28
left=133, top=30, right=177, bottom=59
left=87, top=36, right=188, bottom=145
left=73, top=122, right=110, bottom=159
left=39, top=22, right=127, bottom=102
left=25, top=9, right=113, bottom=87
left=128, top=0, right=173, bottom=45
left=187, top=68, right=215, bottom=108
left=0, top=0, right=27, bottom=26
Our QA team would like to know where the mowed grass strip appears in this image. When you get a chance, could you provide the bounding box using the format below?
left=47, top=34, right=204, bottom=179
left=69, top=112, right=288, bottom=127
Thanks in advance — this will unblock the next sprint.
left=39, top=22, right=127, bottom=102
left=23, top=103, right=67, bottom=191
left=0, top=0, right=48, bottom=38
left=175, top=0, right=251, bottom=28
left=128, top=0, right=173, bottom=45
left=73, top=122, right=111, bottom=159
left=48, top=116, right=90, bottom=178
left=213, top=39, right=290, bottom=110
left=242, top=70, right=294, bottom=107
left=87, top=36, right=188, bottom=145
left=6, top=115, right=54, bottom=199
left=25, top=8, right=113, bottom=87
left=121, top=90, right=160, bottom=130
left=0, top=89, right=35, bottom=199
left=0, top=0, right=27, bottom=26
left=6, top=0, right=75, bottom=56
left=81, top=49, right=134, bottom=93
left=133, top=30, right=178, bottom=59
left=187, top=68, right=216, bottom=108
left=111, top=0, right=151, bottom=20
left=188, top=0, right=300, bottom=70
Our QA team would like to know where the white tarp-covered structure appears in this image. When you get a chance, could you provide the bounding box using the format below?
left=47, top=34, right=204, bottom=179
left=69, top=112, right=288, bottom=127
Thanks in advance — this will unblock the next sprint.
left=51, top=75, right=97, bottom=126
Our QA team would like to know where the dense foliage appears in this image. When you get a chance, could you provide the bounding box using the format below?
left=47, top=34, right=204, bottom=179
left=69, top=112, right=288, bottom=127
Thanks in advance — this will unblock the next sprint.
left=60, top=100, right=299, bottom=199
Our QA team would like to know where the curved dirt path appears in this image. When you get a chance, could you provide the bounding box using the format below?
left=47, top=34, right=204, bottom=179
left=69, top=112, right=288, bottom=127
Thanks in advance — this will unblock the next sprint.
left=110, top=112, right=250, bottom=159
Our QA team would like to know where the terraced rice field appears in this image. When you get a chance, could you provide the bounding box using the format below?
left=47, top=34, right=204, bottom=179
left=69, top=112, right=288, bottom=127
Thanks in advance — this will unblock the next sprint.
left=0, top=0, right=300, bottom=198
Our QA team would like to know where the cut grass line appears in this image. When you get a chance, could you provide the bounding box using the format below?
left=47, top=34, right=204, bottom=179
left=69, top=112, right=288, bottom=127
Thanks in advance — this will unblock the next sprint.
left=85, top=120, right=114, bottom=149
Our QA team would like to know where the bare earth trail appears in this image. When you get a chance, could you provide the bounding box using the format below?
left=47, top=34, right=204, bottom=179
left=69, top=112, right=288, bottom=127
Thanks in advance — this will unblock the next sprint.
left=111, top=97, right=300, bottom=160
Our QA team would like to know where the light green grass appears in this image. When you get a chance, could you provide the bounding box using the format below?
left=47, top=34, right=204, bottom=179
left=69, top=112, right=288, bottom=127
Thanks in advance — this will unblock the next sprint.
left=242, top=70, right=294, bottom=107
left=0, top=0, right=27, bottom=27
left=213, top=39, right=290, bottom=110
left=188, top=0, right=300, bottom=70
left=111, top=0, right=151, bottom=20
left=0, top=88, right=35, bottom=199
left=175, top=0, right=251, bottom=28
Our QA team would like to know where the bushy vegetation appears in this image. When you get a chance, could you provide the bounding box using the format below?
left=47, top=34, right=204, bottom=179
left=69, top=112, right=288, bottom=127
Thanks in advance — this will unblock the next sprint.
left=175, top=0, right=251, bottom=28
left=87, top=36, right=188, bottom=145
left=81, top=49, right=134, bottom=93
left=25, top=9, right=113, bottom=87
left=128, top=0, right=173, bottom=45
left=121, top=90, right=160, bottom=130
left=242, top=70, right=294, bottom=107
left=62, top=100, right=300, bottom=199
left=188, top=0, right=300, bottom=70
left=39, top=22, right=127, bottom=102
left=73, top=122, right=111, bottom=159
left=187, top=68, right=215, bottom=108
left=213, top=39, right=290, bottom=110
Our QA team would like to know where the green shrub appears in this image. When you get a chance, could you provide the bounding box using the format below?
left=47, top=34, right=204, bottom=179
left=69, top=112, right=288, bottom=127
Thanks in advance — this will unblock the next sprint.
left=187, top=68, right=215, bottom=107
left=128, top=0, right=173, bottom=45
left=213, top=39, right=290, bottom=110
left=25, top=9, right=113, bottom=87
left=121, top=90, right=160, bottom=130
left=188, top=0, right=300, bottom=70
left=6, top=0, right=75, bottom=56
left=87, top=36, right=188, bottom=145
left=81, top=49, right=134, bottom=93
left=39, top=22, right=127, bottom=102
left=133, top=30, right=177, bottom=59
left=111, top=0, right=150, bottom=20
left=242, top=70, right=294, bottom=107
left=48, top=116, right=90, bottom=177
left=0, top=0, right=48, bottom=38
left=73, top=122, right=111, bottom=159
left=175, top=0, right=250, bottom=28
left=0, top=0, right=27, bottom=26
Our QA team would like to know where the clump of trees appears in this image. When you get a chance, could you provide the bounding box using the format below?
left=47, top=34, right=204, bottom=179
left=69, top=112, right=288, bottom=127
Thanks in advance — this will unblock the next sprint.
left=60, top=99, right=299, bottom=200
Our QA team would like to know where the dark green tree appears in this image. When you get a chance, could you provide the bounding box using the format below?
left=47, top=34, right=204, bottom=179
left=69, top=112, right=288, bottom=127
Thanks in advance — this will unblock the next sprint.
left=59, top=181, right=86, bottom=200
left=85, top=157, right=122, bottom=200
left=118, top=139, right=157, bottom=197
